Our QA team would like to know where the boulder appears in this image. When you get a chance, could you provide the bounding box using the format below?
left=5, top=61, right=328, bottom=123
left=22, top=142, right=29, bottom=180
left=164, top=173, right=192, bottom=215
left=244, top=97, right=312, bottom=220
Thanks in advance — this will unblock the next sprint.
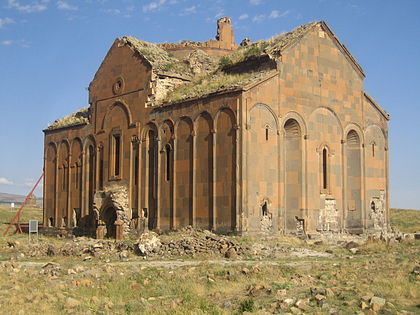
left=135, top=232, right=161, bottom=256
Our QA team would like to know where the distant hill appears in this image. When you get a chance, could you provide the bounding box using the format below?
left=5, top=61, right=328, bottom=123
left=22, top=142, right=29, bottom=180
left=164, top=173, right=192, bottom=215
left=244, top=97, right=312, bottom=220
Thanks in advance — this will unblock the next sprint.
left=0, top=192, right=42, bottom=206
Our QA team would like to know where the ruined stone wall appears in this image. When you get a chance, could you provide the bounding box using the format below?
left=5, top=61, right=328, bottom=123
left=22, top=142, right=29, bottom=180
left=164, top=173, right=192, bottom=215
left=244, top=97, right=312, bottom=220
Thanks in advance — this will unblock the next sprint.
left=240, top=23, right=389, bottom=235
left=147, top=93, right=240, bottom=233
left=44, top=122, right=93, bottom=229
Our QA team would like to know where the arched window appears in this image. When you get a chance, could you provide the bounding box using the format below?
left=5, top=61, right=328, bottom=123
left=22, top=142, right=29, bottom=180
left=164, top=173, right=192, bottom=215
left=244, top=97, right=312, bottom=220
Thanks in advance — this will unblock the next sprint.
left=165, top=144, right=172, bottom=181
left=322, top=148, right=328, bottom=190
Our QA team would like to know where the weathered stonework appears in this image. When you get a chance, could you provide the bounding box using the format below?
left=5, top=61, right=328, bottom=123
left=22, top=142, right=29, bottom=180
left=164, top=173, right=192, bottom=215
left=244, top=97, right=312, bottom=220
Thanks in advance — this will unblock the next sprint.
left=43, top=18, right=390, bottom=239
left=317, top=198, right=339, bottom=232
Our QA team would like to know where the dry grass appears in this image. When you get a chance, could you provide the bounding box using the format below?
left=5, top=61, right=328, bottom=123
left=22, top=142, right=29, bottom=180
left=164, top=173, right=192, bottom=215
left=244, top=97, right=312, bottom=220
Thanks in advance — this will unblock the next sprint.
left=47, top=107, right=89, bottom=130
left=121, top=36, right=191, bottom=75
left=163, top=71, right=271, bottom=104
left=0, top=208, right=418, bottom=313
left=0, top=239, right=418, bottom=314
left=220, top=22, right=316, bottom=67
left=390, top=208, right=420, bottom=233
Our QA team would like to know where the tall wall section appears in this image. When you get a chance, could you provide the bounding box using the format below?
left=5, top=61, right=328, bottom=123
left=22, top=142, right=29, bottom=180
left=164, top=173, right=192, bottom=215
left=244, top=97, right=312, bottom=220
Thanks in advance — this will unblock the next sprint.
left=241, top=23, right=389, bottom=234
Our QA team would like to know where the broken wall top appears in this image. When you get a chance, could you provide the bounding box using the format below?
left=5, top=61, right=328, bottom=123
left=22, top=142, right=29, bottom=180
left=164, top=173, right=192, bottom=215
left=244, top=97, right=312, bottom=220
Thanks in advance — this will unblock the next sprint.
left=45, top=107, right=90, bottom=131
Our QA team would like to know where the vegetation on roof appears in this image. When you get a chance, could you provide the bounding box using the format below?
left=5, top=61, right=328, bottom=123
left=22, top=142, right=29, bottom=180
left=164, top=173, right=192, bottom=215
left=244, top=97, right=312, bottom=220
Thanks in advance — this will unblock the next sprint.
left=47, top=107, right=90, bottom=130
left=120, top=36, right=191, bottom=75
left=162, top=70, right=273, bottom=104
left=219, top=22, right=316, bottom=67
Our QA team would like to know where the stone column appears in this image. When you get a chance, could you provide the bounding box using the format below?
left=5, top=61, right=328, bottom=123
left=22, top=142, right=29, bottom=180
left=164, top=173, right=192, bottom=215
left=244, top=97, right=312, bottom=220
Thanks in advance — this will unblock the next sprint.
left=211, top=130, right=216, bottom=230
left=96, top=220, right=106, bottom=239
left=115, top=219, right=124, bottom=240
left=191, top=129, right=196, bottom=228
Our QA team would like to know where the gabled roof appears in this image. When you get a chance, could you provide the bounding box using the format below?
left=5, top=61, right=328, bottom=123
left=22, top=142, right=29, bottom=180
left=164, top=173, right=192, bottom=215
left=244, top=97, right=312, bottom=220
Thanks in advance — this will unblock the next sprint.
left=318, top=21, right=365, bottom=78
left=364, top=92, right=390, bottom=120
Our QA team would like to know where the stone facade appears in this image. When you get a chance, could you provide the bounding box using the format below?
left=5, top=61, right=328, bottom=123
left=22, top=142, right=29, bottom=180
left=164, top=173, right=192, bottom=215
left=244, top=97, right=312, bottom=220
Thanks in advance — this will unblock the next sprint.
left=43, top=18, right=390, bottom=238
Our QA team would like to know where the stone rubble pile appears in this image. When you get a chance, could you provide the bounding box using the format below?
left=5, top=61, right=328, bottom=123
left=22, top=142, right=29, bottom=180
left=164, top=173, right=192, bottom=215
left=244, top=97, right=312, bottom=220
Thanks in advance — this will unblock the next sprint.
left=4, top=227, right=248, bottom=260
left=135, top=227, right=247, bottom=258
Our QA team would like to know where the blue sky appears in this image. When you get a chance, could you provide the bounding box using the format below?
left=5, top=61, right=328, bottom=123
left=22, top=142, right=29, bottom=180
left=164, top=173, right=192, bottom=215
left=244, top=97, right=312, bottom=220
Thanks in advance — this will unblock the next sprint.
left=0, top=0, right=419, bottom=209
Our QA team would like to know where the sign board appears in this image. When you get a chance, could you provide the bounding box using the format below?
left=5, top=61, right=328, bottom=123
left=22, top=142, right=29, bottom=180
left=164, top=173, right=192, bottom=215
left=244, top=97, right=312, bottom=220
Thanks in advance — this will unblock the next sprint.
left=29, top=220, right=38, bottom=233
left=28, top=220, right=39, bottom=243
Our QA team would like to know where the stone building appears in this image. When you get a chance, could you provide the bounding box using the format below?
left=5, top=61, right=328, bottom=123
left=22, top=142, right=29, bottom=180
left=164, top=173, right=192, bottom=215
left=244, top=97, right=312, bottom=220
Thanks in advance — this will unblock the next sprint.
left=43, top=18, right=390, bottom=238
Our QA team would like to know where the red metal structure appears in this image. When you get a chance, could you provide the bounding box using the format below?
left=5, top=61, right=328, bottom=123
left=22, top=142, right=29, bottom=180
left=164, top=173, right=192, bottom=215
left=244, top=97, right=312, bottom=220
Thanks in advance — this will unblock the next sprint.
left=3, top=173, right=44, bottom=236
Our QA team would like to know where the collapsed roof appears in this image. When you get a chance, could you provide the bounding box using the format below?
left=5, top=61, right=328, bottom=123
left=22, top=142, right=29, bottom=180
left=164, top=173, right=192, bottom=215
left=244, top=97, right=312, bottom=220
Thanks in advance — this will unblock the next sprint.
left=47, top=21, right=354, bottom=130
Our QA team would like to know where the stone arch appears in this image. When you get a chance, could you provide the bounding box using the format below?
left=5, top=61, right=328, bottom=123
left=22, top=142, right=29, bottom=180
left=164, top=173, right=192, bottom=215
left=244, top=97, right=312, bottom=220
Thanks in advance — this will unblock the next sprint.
left=344, top=123, right=364, bottom=145
left=215, top=108, right=236, bottom=232
left=247, top=103, right=279, bottom=231
left=214, top=107, right=236, bottom=132
left=57, top=140, right=70, bottom=227
left=193, top=111, right=214, bottom=131
left=174, top=117, right=193, bottom=228
left=70, top=138, right=83, bottom=227
left=248, top=103, right=279, bottom=131
left=307, top=107, right=344, bottom=232
left=100, top=206, right=117, bottom=238
left=174, top=116, right=194, bottom=136
left=45, top=142, right=57, bottom=227
left=159, top=120, right=175, bottom=230
left=317, top=142, right=333, bottom=194
left=309, top=106, right=344, bottom=137
left=345, top=129, right=362, bottom=231
left=101, top=101, right=133, bottom=130
left=83, top=135, right=96, bottom=216
left=364, top=124, right=387, bottom=229
left=195, top=112, right=213, bottom=229
left=283, top=118, right=303, bottom=232
left=141, top=123, right=158, bottom=230
left=281, top=111, right=307, bottom=136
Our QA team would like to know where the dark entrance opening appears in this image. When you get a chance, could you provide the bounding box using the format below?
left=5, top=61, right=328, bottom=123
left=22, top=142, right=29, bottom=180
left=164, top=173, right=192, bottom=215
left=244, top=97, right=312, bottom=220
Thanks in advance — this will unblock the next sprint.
left=103, top=207, right=117, bottom=238
left=262, top=201, right=268, bottom=216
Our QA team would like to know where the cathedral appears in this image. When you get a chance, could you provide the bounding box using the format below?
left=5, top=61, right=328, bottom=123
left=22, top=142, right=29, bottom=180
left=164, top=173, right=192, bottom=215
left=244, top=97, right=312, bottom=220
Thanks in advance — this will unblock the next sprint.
left=43, top=18, right=390, bottom=238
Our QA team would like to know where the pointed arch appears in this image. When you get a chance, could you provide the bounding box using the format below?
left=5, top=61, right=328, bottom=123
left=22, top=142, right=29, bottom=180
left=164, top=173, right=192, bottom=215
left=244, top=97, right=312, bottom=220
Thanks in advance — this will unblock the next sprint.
left=70, top=138, right=83, bottom=227
left=214, top=107, right=236, bottom=132
left=159, top=119, right=175, bottom=230
left=281, top=111, right=307, bottom=136
left=247, top=102, right=279, bottom=231
left=283, top=118, right=303, bottom=232
left=174, top=117, right=193, bottom=228
left=344, top=123, right=364, bottom=145
left=45, top=142, right=57, bottom=227
left=308, top=106, right=344, bottom=138
left=215, top=108, right=236, bottom=232
left=195, top=112, right=213, bottom=229
left=248, top=103, right=279, bottom=131
left=345, top=129, right=362, bottom=230
left=141, top=123, right=159, bottom=230
left=101, top=101, right=133, bottom=130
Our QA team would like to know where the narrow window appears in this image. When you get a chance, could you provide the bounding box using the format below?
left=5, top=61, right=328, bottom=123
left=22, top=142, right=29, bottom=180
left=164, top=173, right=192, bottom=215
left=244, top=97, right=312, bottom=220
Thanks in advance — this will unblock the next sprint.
left=372, top=143, right=375, bottom=157
left=165, top=144, right=171, bottom=181
left=114, top=135, right=121, bottom=176
left=265, top=127, right=269, bottom=141
left=62, top=166, right=66, bottom=191
left=134, top=154, right=139, bottom=185
left=99, top=157, right=104, bottom=189
left=322, top=148, right=328, bottom=190
left=75, top=167, right=79, bottom=189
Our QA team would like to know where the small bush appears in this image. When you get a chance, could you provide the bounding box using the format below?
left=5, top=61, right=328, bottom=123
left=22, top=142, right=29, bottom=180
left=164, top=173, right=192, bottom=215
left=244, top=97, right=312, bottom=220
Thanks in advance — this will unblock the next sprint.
left=239, top=298, right=255, bottom=313
left=219, top=56, right=232, bottom=68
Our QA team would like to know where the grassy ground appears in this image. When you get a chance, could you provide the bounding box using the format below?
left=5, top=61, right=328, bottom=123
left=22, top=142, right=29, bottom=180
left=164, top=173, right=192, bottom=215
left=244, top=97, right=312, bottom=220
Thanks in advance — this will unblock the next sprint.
left=0, top=207, right=418, bottom=314
left=390, top=208, right=420, bottom=233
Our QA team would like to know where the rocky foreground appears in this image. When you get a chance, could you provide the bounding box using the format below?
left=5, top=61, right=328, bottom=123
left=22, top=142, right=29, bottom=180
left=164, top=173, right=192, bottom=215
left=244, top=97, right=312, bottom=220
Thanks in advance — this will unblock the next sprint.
left=0, top=228, right=419, bottom=314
